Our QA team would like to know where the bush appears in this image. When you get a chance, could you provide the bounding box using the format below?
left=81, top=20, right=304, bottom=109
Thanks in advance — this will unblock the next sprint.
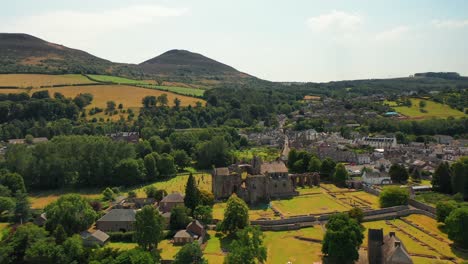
left=108, top=231, right=135, bottom=242
left=379, top=186, right=409, bottom=208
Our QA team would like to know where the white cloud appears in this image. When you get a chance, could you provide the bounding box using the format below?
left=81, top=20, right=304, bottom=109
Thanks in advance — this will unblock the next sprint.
left=375, top=26, right=410, bottom=41
left=306, top=10, right=363, bottom=33
left=432, top=19, right=468, bottom=29
left=5, top=4, right=188, bottom=33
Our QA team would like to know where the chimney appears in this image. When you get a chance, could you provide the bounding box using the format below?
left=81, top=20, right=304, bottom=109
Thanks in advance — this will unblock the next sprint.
left=389, top=232, right=395, bottom=237
left=394, top=241, right=401, bottom=247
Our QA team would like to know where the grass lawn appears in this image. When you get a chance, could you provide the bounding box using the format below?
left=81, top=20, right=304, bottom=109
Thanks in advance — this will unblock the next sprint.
left=212, top=202, right=277, bottom=221
left=320, top=183, right=352, bottom=193
left=336, top=191, right=380, bottom=209
left=0, top=223, right=10, bottom=241
left=232, top=147, right=281, bottom=162
left=29, top=189, right=102, bottom=209
left=133, top=173, right=212, bottom=197
left=204, top=231, right=225, bottom=263
left=107, top=242, right=138, bottom=250
left=263, top=228, right=324, bottom=264
left=271, top=193, right=349, bottom=216
left=297, top=186, right=324, bottom=195
left=158, top=240, right=182, bottom=260
left=0, top=74, right=95, bottom=87
left=385, top=98, right=466, bottom=119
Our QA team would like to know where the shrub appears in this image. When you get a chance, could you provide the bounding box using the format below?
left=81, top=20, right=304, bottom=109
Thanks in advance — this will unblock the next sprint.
left=379, top=186, right=409, bottom=208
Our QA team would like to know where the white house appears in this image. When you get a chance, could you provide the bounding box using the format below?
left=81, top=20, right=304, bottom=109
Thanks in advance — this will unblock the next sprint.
left=362, top=170, right=392, bottom=185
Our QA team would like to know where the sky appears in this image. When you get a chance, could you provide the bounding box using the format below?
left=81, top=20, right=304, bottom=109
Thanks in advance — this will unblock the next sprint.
left=1, top=0, right=468, bottom=82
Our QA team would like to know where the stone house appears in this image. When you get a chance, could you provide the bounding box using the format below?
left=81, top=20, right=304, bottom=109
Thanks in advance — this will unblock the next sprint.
left=114, top=198, right=157, bottom=209
left=368, top=229, right=413, bottom=264
left=34, top=213, right=47, bottom=227
left=96, top=209, right=136, bottom=232
left=81, top=230, right=110, bottom=247
left=362, top=170, right=392, bottom=185
left=159, top=192, right=184, bottom=213
left=173, top=220, right=206, bottom=245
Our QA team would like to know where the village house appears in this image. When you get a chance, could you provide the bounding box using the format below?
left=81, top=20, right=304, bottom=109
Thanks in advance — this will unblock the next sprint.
left=362, top=170, right=392, bottom=185
left=81, top=230, right=110, bottom=247
left=107, top=132, right=139, bottom=144
left=7, top=137, right=48, bottom=145
left=173, top=220, right=206, bottom=245
left=368, top=229, right=413, bottom=264
left=356, top=136, right=397, bottom=149
left=158, top=192, right=184, bottom=213
left=114, top=197, right=157, bottom=209
left=34, top=213, right=47, bottom=227
left=96, top=209, right=136, bottom=232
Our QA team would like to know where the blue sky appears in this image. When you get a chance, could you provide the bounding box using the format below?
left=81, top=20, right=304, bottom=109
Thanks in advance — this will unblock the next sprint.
left=2, top=0, right=468, bottom=82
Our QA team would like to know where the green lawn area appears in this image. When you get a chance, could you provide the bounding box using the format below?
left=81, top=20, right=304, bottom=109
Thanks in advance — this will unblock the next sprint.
left=87, top=74, right=150, bottom=85
left=336, top=191, right=380, bottom=209
left=212, top=202, right=277, bottom=221
left=232, top=147, right=281, bottom=162
left=0, top=223, right=10, bottom=241
left=159, top=240, right=183, bottom=260
left=133, top=172, right=212, bottom=197
left=107, top=242, right=138, bottom=250
left=385, top=98, right=466, bottom=119
left=271, top=193, right=349, bottom=216
left=263, top=228, right=324, bottom=264
left=204, top=231, right=225, bottom=263
left=297, top=186, right=324, bottom=195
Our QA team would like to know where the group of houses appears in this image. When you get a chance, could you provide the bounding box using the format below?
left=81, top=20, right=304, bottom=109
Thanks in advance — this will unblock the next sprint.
left=34, top=191, right=206, bottom=247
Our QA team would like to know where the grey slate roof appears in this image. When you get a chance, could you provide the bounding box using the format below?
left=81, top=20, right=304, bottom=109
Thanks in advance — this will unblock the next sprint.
left=161, top=192, right=184, bottom=203
left=97, top=209, right=136, bottom=222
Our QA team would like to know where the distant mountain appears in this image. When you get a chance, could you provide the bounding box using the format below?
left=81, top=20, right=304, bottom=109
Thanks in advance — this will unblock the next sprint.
left=0, top=33, right=255, bottom=85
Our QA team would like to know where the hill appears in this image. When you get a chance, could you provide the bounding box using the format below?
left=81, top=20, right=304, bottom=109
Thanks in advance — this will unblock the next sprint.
left=0, top=33, right=255, bottom=85
left=139, top=49, right=252, bottom=83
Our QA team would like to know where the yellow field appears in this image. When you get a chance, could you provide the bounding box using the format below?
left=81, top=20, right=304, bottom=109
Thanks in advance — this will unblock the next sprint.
left=385, top=98, right=466, bottom=119
left=29, top=190, right=102, bottom=209
left=32, top=85, right=204, bottom=109
left=0, top=74, right=95, bottom=87
left=0, top=89, right=28, bottom=94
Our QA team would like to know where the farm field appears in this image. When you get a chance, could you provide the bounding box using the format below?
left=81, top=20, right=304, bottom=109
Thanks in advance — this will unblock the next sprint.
left=134, top=172, right=212, bottom=197
left=87, top=74, right=205, bottom=96
left=32, top=85, right=205, bottom=109
left=271, top=193, right=349, bottom=216
left=0, top=74, right=95, bottom=87
left=0, top=88, right=27, bottom=94
left=363, top=217, right=468, bottom=262
left=29, top=189, right=102, bottom=209
left=385, top=98, right=466, bottom=119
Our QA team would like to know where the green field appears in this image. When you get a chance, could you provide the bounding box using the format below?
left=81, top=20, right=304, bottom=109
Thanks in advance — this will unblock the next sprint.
left=232, top=147, right=281, bottom=162
left=271, top=193, right=349, bottom=216
left=133, top=172, right=212, bottom=197
left=385, top=98, right=466, bottom=119
left=87, top=74, right=205, bottom=97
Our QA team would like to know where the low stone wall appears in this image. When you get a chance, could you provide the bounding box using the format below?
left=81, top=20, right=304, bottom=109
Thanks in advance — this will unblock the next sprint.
left=408, top=199, right=436, bottom=215
left=363, top=185, right=381, bottom=196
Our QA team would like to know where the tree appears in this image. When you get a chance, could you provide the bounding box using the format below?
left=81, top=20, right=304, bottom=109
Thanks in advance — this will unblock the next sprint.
left=142, top=96, right=157, bottom=108
left=114, top=158, right=145, bottom=185
left=128, top=190, right=137, bottom=198
left=196, top=136, right=233, bottom=169
left=445, top=207, right=468, bottom=248
left=114, top=248, right=160, bottom=264
left=419, top=100, right=427, bottom=108
left=0, top=223, right=48, bottom=263
left=134, top=205, right=164, bottom=251
left=0, top=171, right=26, bottom=194
left=193, top=205, right=213, bottom=225
left=199, top=190, right=215, bottom=206
left=157, top=94, right=168, bottom=107
left=411, top=168, right=421, bottom=182
left=348, top=207, right=364, bottom=224
left=225, top=226, right=267, bottom=264
left=184, top=173, right=200, bottom=212
left=432, top=162, right=452, bottom=194
left=24, top=134, right=34, bottom=144
left=220, top=194, right=249, bottom=234
left=320, top=158, right=336, bottom=179
left=170, top=205, right=191, bottom=231
left=102, top=187, right=115, bottom=201
left=451, top=158, right=468, bottom=198
left=53, top=224, right=67, bottom=245
left=44, top=194, right=97, bottom=235
left=173, top=98, right=181, bottom=110
left=0, top=197, right=15, bottom=214
left=322, top=213, right=364, bottom=264
left=144, top=186, right=167, bottom=201
left=157, top=153, right=177, bottom=177
left=436, top=200, right=458, bottom=222
left=333, top=163, right=348, bottom=187
left=308, top=156, right=322, bottom=172
left=389, top=164, right=409, bottom=183
left=173, top=242, right=207, bottom=264
left=172, top=149, right=191, bottom=170
left=14, top=191, right=30, bottom=224
left=144, top=154, right=159, bottom=180
left=31, top=90, right=50, bottom=99
left=106, top=101, right=116, bottom=112
left=379, top=186, right=409, bottom=208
